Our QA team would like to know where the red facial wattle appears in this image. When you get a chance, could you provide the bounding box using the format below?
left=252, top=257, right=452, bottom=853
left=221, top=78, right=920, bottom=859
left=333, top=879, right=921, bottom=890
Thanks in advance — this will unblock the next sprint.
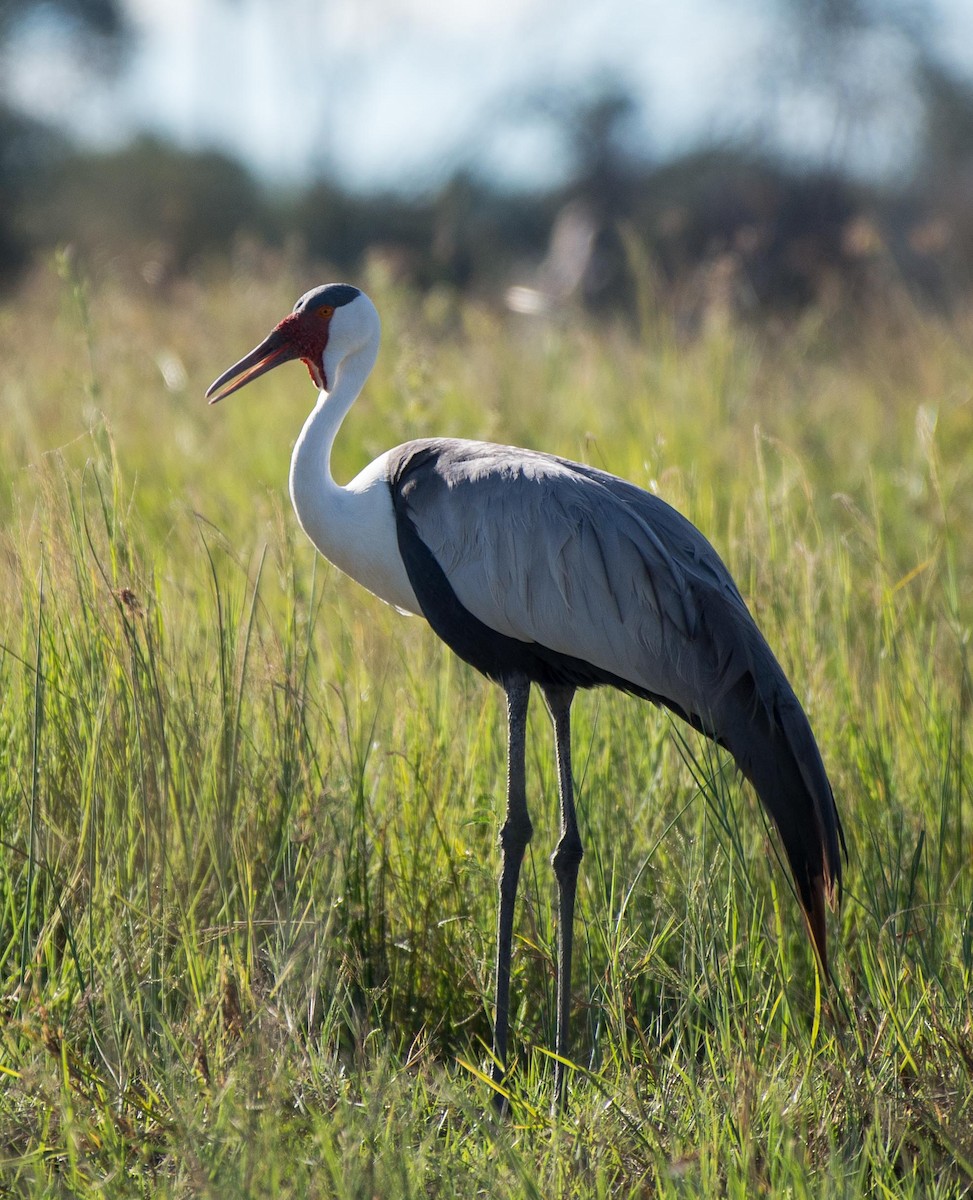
left=205, top=310, right=331, bottom=404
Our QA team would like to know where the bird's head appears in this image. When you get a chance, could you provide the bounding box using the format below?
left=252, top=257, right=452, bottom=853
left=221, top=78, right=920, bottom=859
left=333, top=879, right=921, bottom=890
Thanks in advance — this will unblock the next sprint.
left=206, top=283, right=379, bottom=404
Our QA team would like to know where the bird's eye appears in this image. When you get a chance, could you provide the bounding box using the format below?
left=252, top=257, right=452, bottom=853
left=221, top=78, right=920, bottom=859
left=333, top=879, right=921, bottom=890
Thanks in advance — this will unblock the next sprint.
left=318, top=305, right=335, bottom=319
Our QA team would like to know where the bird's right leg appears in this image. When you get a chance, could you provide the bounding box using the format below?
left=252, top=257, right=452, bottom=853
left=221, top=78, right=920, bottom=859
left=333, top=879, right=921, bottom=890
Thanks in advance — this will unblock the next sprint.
left=544, top=684, right=581, bottom=1111
left=492, top=674, right=532, bottom=1108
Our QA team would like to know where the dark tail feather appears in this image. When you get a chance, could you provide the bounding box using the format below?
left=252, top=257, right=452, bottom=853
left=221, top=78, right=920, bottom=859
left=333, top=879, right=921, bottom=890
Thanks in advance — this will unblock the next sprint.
left=719, top=670, right=844, bottom=974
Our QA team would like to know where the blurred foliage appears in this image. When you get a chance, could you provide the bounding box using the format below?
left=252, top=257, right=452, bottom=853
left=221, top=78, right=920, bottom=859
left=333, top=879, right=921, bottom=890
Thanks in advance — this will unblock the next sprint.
left=0, top=103, right=69, bottom=278
left=21, top=136, right=267, bottom=284
left=12, top=123, right=973, bottom=324
left=1, top=0, right=973, bottom=317
left=0, top=0, right=123, bottom=38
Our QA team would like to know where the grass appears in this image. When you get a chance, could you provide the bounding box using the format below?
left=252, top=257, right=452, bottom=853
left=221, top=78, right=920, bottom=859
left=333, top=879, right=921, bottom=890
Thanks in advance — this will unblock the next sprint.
left=1, top=255, right=972, bottom=1195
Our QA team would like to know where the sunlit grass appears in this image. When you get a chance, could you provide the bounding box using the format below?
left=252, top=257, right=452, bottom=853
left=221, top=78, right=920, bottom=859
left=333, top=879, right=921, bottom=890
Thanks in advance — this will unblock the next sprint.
left=1, top=257, right=972, bottom=1195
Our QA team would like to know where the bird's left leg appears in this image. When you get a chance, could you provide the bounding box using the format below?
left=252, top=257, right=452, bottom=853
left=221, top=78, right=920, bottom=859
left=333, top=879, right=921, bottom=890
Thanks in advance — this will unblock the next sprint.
left=492, top=675, right=532, bottom=1109
left=543, top=683, right=581, bottom=1111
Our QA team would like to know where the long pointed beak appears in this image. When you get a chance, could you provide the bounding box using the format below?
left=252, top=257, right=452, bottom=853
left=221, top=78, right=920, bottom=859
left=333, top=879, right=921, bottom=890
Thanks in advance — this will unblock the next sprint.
left=205, top=326, right=301, bottom=404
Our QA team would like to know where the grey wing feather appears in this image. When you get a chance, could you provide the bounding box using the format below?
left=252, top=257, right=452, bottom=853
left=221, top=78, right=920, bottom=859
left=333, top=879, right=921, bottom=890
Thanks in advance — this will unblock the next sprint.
left=393, top=438, right=757, bottom=725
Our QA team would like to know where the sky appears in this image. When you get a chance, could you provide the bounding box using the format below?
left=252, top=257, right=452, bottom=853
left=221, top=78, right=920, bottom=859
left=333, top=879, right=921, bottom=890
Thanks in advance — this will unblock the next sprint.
left=6, top=0, right=973, bottom=191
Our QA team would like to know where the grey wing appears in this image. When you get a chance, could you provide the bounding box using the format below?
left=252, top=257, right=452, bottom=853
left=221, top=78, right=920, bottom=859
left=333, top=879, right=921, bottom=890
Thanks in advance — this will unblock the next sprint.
left=389, top=438, right=763, bottom=722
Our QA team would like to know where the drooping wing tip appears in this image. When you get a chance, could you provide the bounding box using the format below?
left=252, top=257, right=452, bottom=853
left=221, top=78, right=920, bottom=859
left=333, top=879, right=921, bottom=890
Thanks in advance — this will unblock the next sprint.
left=805, top=871, right=841, bottom=979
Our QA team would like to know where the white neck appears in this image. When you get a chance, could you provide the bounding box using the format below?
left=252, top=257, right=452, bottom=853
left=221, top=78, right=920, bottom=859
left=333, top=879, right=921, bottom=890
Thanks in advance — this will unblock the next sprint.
left=289, top=337, right=377, bottom=510
left=287, top=340, right=421, bottom=615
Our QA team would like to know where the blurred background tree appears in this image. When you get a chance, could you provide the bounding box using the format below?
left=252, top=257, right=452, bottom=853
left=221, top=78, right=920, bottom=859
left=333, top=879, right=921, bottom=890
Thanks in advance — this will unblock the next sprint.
left=0, top=0, right=124, bottom=277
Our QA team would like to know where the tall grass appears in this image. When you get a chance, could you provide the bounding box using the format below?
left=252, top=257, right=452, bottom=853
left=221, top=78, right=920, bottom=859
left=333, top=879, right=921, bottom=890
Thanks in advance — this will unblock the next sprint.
left=1, top=259, right=972, bottom=1195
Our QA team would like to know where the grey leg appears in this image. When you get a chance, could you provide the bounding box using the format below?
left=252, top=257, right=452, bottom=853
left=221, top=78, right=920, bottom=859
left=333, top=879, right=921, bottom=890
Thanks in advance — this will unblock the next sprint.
left=492, top=675, right=532, bottom=1107
left=544, top=684, right=581, bottom=1111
